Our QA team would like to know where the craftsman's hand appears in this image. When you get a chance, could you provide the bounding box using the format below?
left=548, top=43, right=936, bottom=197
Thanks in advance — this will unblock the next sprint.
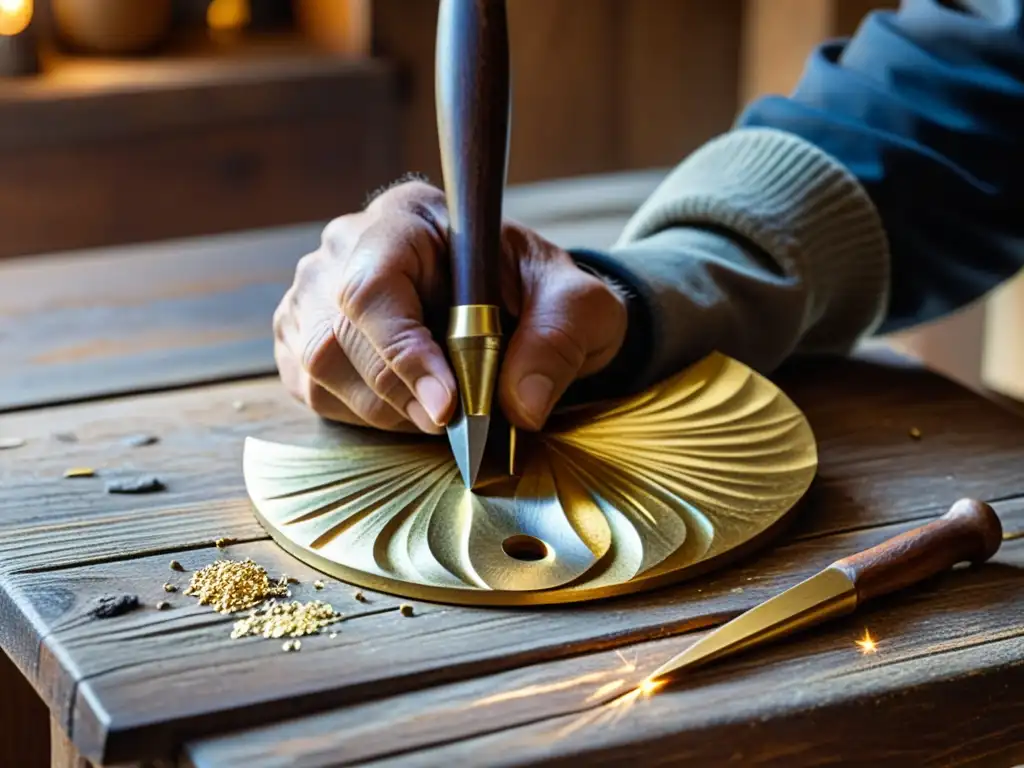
left=273, top=181, right=627, bottom=434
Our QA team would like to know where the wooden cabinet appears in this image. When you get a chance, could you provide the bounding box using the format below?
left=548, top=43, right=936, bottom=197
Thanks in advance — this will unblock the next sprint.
left=0, top=0, right=898, bottom=259
left=373, top=0, right=744, bottom=185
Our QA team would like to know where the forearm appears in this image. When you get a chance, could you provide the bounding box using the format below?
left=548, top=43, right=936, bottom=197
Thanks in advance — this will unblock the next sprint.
left=572, top=0, right=1024, bottom=395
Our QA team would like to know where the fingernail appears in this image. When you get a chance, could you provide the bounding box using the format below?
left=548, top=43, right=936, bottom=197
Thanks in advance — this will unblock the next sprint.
left=414, top=376, right=451, bottom=426
left=406, top=400, right=443, bottom=435
left=516, top=374, right=555, bottom=428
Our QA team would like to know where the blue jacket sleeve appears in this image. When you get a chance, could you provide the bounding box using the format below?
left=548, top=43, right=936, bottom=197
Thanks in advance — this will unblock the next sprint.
left=738, top=0, right=1024, bottom=333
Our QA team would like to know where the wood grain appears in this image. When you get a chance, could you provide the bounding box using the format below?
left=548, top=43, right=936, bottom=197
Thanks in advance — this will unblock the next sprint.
left=1, top=355, right=1022, bottom=581
left=50, top=716, right=93, bottom=768
left=0, top=650, right=48, bottom=768
left=619, top=0, right=742, bottom=169
left=183, top=516, right=1024, bottom=767
left=0, top=54, right=395, bottom=153
left=739, top=0, right=897, bottom=106
left=834, top=498, right=1003, bottom=602
left=4, top=502, right=1021, bottom=764
left=0, top=169, right=662, bottom=414
left=0, top=226, right=318, bottom=412
left=0, top=56, right=401, bottom=258
left=372, top=0, right=739, bottom=184
left=0, top=112, right=399, bottom=259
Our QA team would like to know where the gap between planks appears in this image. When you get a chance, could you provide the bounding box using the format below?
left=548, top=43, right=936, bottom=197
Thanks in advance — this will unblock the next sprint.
left=37, top=503, right=1024, bottom=763
left=181, top=549, right=1024, bottom=768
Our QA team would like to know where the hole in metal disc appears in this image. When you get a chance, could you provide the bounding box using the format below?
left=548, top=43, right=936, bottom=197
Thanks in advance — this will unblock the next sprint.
left=502, top=535, right=548, bottom=562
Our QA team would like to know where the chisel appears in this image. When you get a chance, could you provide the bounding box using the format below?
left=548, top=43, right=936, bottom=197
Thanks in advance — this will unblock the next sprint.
left=646, top=498, right=1003, bottom=686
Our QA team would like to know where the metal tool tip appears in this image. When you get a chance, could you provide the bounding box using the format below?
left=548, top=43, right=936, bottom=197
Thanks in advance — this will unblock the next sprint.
left=446, top=406, right=490, bottom=489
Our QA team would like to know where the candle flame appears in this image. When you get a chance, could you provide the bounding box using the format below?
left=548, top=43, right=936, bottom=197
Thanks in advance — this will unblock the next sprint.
left=0, top=0, right=31, bottom=37
left=855, top=629, right=877, bottom=654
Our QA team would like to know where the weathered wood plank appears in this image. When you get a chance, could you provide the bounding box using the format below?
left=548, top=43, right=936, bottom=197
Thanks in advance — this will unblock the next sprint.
left=0, top=169, right=663, bottom=414
left=620, top=0, right=742, bottom=169
left=372, top=0, right=738, bottom=184
left=0, top=54, right=396, bottom=153
left=184, top=521, right=1024, bottom=767
left=0, top=649, right=49, bottom=768
left=2, top=355, right=1020, bottom=578
left=8, top=502, right=1024, bottom=765
left=0, top=227, right=316, bottom=412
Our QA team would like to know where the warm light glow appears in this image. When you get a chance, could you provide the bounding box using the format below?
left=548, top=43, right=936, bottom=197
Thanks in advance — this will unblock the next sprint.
left=0, top=0, right=32, bottom=37
left=640, top=678, right=665, bottom=696
left=472, top=671, right=611, bottom=708
left=585, top=679, right=627, bottom=703
left=614, top=649, right=637, bottom=673
left=207, top=0, right=250, bottom=32
left=855, top=629, right=877, bottom=654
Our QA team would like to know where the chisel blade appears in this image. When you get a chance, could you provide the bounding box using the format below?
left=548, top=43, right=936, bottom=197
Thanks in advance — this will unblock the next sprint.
left=646, top=567, right=859, bottom=684
left=446, top=400, right=490, bottom=489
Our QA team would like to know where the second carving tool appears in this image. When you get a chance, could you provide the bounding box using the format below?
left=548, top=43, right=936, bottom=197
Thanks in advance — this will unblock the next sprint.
left=644, top=498, right=1003, bottom=686
left=435, top=0, right=511, bottom=489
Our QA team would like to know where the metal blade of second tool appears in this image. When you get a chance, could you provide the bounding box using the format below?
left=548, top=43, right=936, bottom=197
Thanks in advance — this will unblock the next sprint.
left=646, top=567, right=859, bottom=684
left=446, top=400, right=490, bottom=489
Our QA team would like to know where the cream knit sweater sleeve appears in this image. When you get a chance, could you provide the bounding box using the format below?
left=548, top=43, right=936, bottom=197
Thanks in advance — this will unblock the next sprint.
left=573, top=127, right=891, bottom=391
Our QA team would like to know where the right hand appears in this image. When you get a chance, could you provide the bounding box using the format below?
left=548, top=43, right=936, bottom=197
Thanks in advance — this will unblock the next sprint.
left=272, top=180, right=628, bottom=435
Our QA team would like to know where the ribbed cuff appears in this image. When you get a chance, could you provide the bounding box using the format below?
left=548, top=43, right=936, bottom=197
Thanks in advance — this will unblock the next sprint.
left=616, top=127, right=891, bottom=355
left=562, top=247, right=657, bottom=404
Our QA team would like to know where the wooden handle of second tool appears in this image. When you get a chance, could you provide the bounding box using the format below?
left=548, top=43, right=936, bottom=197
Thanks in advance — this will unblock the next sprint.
left=435, top=0, right=509, bottom=307
left=833, top=498, right=1002, bottom=603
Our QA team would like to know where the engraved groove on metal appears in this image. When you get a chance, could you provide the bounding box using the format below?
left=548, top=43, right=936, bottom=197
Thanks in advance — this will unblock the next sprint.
left=243, top=353, right=818, bottom=606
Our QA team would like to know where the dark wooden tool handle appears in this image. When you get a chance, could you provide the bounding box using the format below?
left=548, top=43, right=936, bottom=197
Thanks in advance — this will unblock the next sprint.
left=435, top=0, right=509, bottom=307
left=833, top=498, right=1002, bottom=603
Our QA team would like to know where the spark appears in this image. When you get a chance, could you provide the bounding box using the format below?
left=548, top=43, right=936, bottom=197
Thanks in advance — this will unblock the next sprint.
left=855, top=629, right=877, bottom=654
left=640, top=678, right=665, bottom=696
left=472, top=670, right=611, bottom=707
left=614, top=648, right=637, bottom=672
left=585, top=678, right=627, bottom=703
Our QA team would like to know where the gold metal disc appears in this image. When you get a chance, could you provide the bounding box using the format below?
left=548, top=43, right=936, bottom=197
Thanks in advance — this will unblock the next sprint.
left=243, top=353, right=817, bottom=606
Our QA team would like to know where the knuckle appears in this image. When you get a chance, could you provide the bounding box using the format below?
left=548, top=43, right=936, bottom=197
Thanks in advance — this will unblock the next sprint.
left=350, top=389, right=405, bottom=430
left=530, top=321, right=588, bottom=371
left=365, top=354, right=404, bottom=402
left=378, top=325, right=429, bottom=372
left=338, top=263, right=390, bottom=324
left=320, top=214, right=361, bottom=254
left=292, top=251, right=323, bottom=295
left=300, top=319, right=339, bottom=380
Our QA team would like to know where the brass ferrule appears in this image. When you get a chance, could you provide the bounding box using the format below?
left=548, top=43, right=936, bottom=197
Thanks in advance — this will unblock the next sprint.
left=447, top=304, right=502, bottom=417
left=448, top=304, right=502, bottom=340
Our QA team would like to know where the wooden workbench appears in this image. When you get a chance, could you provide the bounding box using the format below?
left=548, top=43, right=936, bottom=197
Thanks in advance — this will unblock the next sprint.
left=2, top=172, right=1024, bottom=768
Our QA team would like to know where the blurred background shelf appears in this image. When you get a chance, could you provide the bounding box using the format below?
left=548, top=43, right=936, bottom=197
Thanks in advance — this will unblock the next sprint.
left=0, top=0, right=1017, bottom=404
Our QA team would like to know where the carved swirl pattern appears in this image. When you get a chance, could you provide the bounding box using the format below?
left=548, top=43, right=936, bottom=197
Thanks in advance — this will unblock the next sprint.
left=243, top=353, right=818, bottom=605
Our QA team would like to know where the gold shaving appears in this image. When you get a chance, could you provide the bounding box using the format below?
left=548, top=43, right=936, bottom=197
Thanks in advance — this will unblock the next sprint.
left=169, top=560, right=184, bottom=572
left=282, top=639, right=301, bottom=652
left=63, top=467, right=95, bottom=479
left=231, top=599, right=343, bottom=640
left=353, top=591, right=367, bottom=603
left=184, top=558, right=287, bottom=614
left=909, top=427, right=922, bottom=440
left=399, top=603, right=414, bottom=617
left=215, top=536, right=237, bottom=549
left=313, top=580, right=324, bottom=590
left=163, top=583, right=177, bottom=593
